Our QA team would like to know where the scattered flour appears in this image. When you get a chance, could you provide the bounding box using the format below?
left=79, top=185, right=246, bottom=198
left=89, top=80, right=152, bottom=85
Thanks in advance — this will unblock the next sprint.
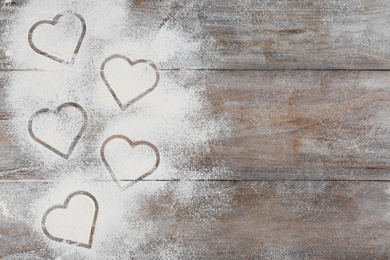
left=44, top=194, right=96, bottom=245
left=0, top=201, right=13, bottom=219
left=29, top=103, right=86, bottom=156
left=30, top=12, right=84, bottom=64
left=5, top=50, right=13, bottom=57
left=102, top=57, right=158, bottom=107
left=103, top=137, right=158, bottom=181
left=4, top=0, right=230, bottom=258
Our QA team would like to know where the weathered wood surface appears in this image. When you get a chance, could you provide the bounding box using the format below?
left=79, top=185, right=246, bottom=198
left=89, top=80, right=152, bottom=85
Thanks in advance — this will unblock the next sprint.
left=1, top=0, right=390, bottom=259
left=1, top=181, right=390, bottom=259
left=2, top=70, right=390, bottom=181
left=2, top=0, right=390, bottom=69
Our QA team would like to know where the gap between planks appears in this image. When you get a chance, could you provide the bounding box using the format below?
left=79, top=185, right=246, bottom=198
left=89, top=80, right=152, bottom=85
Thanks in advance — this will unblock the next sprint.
left=4, top=68, right=390, bottom=72
left=1, top=179, right=390, bottom=183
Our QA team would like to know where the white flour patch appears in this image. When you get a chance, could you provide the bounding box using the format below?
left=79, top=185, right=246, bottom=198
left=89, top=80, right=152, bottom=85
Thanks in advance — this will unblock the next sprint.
left=29, top=103, right=86, bottom=157
left=5, top=0, right=230, bottom=258
left=0, top=201, right=13, bottom=219
left=43, top=194, right=96, bottom=245
left=102, top=57, right=158, bottom=106
left=5, top=50, right=13, bottom=57
left=30, top=177, right=167, bottom=259
left=103, top=138, right=158, bottom=181
left=30, top=12, right=84, bottom=63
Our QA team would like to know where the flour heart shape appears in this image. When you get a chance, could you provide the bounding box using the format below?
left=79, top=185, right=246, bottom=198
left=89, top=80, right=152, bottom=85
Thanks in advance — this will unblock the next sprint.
left=100, top=54, right=160, bottom=110
left=101, top=135, right=160, bottom=191
left=28, top=102, right=88, bottom=159
left=28, top=11, right=86, bottom=66
left=42, top=191, right=98, bottom=249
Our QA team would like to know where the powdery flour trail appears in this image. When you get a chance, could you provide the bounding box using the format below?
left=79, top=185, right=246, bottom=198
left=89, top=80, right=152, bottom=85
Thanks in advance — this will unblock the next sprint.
left=4, top=0, right=231, bottom=258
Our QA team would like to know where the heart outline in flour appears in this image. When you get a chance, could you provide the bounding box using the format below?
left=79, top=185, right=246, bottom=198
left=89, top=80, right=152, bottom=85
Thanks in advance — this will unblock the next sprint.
left=28, top=11, right=86, bottom=66
left=100, top=54, right=160, bottom=110
left=28, top=102, right=88, bottom=159
left=100, top=135, right=160, bottom=191
left=42, top=191, right=99, bottom=249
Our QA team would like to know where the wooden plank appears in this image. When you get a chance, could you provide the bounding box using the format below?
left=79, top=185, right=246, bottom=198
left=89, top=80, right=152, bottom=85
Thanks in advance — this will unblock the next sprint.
left=2, top=0, right=390, bottom=70
left=2, top=70, right=390, bottom=180
left=1, top=181, right=389, bottom=259
left=205, top=70, right=390, bottom=180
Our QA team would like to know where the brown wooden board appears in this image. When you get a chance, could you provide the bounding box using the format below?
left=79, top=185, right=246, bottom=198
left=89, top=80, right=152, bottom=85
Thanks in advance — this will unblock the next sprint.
left=2, top=0, right=390, bottom=70
left=1, top=0, right=390, bottom=258
left=2, top=70, right=390, bottom=181
left=1, top=181, right=390, bottom=259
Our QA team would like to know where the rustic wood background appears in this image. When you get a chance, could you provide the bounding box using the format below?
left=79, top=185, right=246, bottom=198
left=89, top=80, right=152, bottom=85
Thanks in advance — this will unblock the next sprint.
left=1, top=0, right=390, bottom=259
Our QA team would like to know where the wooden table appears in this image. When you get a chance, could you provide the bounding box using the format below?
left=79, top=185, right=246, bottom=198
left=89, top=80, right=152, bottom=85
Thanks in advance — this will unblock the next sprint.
left=1, top=0, right=390, bottom=259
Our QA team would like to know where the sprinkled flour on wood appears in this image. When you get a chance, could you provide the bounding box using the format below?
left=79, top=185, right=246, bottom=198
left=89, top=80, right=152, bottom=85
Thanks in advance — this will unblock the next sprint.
left=3, top=0, right=230, bottom=258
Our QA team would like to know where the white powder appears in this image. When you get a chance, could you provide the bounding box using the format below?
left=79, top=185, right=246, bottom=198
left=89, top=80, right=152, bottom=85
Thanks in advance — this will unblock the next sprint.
left=29, top=103, right=86, bottom=157
left=30, top=177, right=168, bottom=259
left=5, top=50, right=13, bottom=57
left=43, top=194, right=96, bottom=245
left=5, top=0, right=230, bottom=258
left=103, top=137, right=158, bottom=182
left=30, top=12, right=83, bottom=64
left=102, top=57, right=158, bottom=107
left=0, top=201, right=13, bottom=219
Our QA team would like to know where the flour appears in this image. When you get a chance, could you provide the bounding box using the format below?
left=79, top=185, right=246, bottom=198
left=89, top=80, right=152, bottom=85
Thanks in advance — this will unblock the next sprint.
left=5, top=0, right=230, bottom=258
left=103, top=137, right=158, bottom=181
left=29, top=103, right=86, bottom=157
left=30, top=177, right=168, bottom=259
left=5, top=50, right=13, bottom=57
left=101, top=56, right=158, bottom=108
left=30, top=12, right=84, bottom=63
left=43, top=193, right=96, bottom=245
left=0, top=201, right=13, bottom=219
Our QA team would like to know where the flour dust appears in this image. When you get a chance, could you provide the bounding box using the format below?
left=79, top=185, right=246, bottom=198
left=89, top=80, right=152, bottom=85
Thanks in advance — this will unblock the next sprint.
left=4, top=0, right=230, bottom=258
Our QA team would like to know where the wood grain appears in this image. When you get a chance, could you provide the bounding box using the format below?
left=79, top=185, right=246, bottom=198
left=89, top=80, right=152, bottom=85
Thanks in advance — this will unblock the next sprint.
left=2, top=0, right=390, bottom=69
left=1, top=181, right=389, bottom=259
left=204, top=70, right=390, bottom=180
left=1, top=0, right=390, bottom=258
left=2, top=70, right=390, bottom=181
